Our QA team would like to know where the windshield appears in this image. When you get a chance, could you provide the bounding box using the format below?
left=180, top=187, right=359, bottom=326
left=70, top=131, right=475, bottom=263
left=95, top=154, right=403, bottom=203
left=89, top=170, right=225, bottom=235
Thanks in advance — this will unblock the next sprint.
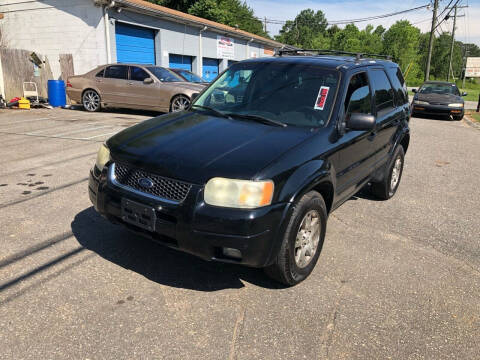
left=147, top=67, right=184, bottom=82
left=419, top=83, right=460, bottom=96
left=192, top=62, right=339, bottom=127
left=174, top=69, right=206, bottom=83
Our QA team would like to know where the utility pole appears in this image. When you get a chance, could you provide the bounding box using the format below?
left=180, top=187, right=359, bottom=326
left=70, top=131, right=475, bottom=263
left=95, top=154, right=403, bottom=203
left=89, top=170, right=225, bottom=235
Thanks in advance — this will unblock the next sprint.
left=264, top=16, right=267, bottom=33
left=447, top=5, right=457, bottom=81
left=425, top=0, right=439, bottom=81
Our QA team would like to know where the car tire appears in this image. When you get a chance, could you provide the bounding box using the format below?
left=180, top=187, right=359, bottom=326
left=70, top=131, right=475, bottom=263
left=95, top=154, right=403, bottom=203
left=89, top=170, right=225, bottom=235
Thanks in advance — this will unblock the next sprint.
left=453, top=115, right=463, bottom=121
left=371, top=145, right=405, bottom=200
left=264, top=191, right=327, bottom=286
left=82, top=89, right=101, bottom=112
left=170, top=95, right=190, bottom=112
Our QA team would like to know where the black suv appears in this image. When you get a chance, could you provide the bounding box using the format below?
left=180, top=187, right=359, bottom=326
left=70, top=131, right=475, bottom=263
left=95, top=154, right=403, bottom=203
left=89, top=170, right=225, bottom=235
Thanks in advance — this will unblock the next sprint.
left=89, top=50, right=410, bottom=286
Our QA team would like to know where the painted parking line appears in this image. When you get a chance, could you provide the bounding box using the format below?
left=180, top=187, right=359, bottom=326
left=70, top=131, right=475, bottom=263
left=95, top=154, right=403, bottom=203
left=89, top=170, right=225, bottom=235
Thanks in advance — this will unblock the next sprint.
left=54, top=125, right=114, bottom=137
left=80, top=129, right=124, bottom=140
left=0, top=118, right=52, bottom=130
left=21, top=122, right=97, bottom=135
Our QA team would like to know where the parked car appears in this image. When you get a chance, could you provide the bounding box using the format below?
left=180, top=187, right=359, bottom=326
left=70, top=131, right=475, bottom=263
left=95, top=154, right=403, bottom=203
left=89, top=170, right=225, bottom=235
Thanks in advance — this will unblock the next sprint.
left=411, top=81, right=466, bottom=120
left=67, top=64, right=205, bottom=113
left=169, top=68, right=209, bottom=84
left=88, top=51, right=410, bottom=286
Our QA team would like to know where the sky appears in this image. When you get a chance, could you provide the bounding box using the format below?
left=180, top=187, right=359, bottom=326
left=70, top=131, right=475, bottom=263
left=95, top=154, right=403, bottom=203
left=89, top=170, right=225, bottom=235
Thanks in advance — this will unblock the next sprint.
left=246, top=0, right=480, bottom=46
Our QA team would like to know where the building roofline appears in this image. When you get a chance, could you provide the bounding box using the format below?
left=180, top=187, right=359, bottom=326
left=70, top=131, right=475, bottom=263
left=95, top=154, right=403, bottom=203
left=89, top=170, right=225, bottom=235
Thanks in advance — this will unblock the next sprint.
left=108, top=0, right=286, bottom=49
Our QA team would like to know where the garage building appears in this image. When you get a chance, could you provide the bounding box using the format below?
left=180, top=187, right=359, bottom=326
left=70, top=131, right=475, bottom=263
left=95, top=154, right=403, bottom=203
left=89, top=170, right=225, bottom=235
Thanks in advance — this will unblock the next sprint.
left=0, top=0, right=288, bottom=81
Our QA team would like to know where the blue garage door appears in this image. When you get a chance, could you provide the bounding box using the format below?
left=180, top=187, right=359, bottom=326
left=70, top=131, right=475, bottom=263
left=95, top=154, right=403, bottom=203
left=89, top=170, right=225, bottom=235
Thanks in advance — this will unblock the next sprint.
left=169, top=54, right=193, bottom=71
left=202, top=58, right=219, bottom=82
left=116, top=23, right=155, bottom=64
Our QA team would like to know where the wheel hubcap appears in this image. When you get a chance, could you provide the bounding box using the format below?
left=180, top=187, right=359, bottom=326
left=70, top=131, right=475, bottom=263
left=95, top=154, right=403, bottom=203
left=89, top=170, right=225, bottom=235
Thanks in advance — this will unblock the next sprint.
left=390, top=157, right=402, bottom=191
left=83, top=91, right=99, bottom=111
left=172, top=96, right=189, bottom=112
left=294, top=210, right=320, bottom=268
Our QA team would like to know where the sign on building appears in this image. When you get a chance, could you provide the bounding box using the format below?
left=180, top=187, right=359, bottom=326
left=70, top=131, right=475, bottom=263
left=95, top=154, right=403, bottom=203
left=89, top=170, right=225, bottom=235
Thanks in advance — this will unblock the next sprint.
left=465, top=57, right=480, bottom=77
left=217, top=35, right=234, bottom=59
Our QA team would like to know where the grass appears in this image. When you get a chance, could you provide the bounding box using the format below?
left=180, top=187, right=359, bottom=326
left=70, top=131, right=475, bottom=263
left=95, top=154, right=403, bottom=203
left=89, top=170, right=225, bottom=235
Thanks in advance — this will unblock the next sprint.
left=467, top=112, right=480, bottom=123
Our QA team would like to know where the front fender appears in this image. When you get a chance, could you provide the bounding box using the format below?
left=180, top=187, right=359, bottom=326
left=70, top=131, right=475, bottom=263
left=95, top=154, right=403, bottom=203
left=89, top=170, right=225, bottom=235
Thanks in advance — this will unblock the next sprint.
left=277, top=159, right=333, bottom=203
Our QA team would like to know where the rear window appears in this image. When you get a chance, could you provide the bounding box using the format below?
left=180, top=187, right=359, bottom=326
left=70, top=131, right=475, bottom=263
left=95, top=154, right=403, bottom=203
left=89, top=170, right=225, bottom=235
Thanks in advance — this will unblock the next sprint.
left=370, top=69, right=395, bottom=112
left=386, top=67, right=408, bottom=105
left=104, top=65, right=128, bottom=80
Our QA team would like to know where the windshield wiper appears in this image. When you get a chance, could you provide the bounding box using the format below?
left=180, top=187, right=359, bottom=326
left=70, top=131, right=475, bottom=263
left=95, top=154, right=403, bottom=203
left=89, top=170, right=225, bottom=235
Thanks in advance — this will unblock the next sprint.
left=225, top=113, right=287, bottom=128
left=191, top=105, right=231, bottom=119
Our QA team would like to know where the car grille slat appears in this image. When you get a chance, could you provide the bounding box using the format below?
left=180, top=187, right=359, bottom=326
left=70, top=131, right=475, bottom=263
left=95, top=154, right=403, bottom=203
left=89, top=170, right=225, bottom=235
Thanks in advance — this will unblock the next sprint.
left=113, top=162, right=192, bottom=202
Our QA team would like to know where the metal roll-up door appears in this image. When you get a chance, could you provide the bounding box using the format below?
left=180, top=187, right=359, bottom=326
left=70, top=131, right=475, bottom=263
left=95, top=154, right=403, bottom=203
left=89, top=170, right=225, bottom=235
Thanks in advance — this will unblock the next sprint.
left=202, top=58, right=219, bottom=82
left=115, top=23, right=155, bottom=64
left=169, top=54, right=193, bottom=71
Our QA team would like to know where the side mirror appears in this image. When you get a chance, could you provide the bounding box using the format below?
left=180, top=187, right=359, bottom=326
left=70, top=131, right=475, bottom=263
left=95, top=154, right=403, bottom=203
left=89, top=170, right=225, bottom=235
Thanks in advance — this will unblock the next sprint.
left=412, top=88, right=417, bottom=93
left=143, top=77, right=154, bottom=84
left=346, top=113, right=375, bottom=131
left=462, top=92, right=467, bottom=96
left=191, top=93, right=199, bottom=101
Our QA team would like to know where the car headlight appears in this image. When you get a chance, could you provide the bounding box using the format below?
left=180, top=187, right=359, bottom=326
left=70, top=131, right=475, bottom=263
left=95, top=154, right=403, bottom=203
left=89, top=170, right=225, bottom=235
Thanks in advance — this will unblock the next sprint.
left=204, top=177, right=274, bottom=208
left=95, top=144, right=110, bottom=171
left=448, top=103, right=464, bottom=107
left=414, top=100, right=429, bottom=105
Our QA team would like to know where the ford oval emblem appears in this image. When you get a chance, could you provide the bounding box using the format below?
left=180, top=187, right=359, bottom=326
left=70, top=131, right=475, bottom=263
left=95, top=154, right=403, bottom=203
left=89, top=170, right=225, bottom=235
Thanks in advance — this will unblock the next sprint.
left=138, top=177, right=154, bottom=189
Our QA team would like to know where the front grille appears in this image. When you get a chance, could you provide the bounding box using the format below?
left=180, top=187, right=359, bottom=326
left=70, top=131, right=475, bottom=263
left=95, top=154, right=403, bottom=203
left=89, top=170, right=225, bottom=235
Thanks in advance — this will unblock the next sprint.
left=113, top=162, right=192, bottom=202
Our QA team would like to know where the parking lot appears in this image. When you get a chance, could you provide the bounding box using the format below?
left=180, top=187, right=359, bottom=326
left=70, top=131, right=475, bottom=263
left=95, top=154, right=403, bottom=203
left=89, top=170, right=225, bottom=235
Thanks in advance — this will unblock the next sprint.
left=0, top=108, right=479, bottom=359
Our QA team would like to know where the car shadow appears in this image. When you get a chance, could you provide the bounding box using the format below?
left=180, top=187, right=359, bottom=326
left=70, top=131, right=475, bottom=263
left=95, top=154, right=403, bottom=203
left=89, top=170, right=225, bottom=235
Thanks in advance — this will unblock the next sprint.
left=348, top=185, right=383, bottom=202
left=412, top=113, right=453, bottom=121
left=69, top=105, right=163, bottom=118
left=71, top=207, right=286, bottom=291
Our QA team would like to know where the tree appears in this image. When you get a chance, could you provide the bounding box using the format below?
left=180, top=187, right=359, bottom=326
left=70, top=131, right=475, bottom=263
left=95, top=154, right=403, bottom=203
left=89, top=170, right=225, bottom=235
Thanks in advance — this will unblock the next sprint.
left=383, top=20, right=421, bottom=81
left=144, top=0, right=197, bottom=12
left=275, top=9, right=328, bottom=48
left=188, top=0, right=268, bottom=37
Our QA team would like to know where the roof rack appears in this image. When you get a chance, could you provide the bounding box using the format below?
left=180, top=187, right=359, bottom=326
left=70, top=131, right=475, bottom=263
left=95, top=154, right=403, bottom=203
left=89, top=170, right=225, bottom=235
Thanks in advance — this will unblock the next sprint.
left=277, top=49, right=392, bottom=61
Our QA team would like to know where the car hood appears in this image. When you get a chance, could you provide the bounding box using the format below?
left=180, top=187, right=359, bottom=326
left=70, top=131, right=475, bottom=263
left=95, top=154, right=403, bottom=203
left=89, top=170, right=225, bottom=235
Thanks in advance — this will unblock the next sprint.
left=416, top=92, right=463, bottom=104
left=107, top=111, right=314, bottom=184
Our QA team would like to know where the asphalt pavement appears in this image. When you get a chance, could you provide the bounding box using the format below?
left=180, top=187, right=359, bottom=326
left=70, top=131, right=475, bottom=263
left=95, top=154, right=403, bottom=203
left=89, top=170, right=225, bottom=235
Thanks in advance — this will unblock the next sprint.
left=0, top=108, right=479, bottom=359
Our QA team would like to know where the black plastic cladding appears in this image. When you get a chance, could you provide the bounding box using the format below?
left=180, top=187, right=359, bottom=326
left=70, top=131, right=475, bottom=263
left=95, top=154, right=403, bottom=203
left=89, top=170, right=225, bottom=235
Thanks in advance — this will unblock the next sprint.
left=114, top=162, right=192, bottom=202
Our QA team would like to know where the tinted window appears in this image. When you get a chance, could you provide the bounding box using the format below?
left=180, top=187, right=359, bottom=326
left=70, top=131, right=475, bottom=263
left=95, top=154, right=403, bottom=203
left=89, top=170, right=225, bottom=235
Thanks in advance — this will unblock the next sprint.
left=386, top=67, right=408, bottom=105
left=147, top=67, right=183, bottom=82
left=344, top=72, right=372, bottom=116
left=95, top=69, right=105, bottom=77
left=194, top=62, right=339, bottom=127
left=104, top=65, right=128, bottom=80
left=370, top=69, right=394, bottom=111
left=130, top=67, right=150, bottom=82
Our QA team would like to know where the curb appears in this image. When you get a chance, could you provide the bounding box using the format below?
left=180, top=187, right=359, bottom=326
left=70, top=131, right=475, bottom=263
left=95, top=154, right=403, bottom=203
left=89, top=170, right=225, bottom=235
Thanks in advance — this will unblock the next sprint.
left=463, top=115, right=480, bottom=130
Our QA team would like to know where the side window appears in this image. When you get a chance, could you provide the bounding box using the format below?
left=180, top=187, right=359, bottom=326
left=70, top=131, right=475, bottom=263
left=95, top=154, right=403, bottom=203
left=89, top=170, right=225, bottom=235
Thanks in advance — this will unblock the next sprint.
left=95, top=68, right=105, bottom=77
left=387, top=67, right=407, bottom=105
left=130, top=67, right=150, bottom=82
left=344, top=72, right=372, bottom=117
left=370, top=69, right=395, bottom=112
left=104, top=65, right=128, bottom=80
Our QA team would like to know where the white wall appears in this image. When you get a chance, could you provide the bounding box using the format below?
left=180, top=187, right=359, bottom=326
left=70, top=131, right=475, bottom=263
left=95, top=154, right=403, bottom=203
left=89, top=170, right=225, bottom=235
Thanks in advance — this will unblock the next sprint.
left=1, top=0, right=106, bottom=78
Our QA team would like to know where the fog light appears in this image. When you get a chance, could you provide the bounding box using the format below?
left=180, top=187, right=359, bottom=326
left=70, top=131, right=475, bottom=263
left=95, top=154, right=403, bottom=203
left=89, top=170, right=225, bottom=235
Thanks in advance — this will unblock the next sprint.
left=222, top=247, right=242, bottom=259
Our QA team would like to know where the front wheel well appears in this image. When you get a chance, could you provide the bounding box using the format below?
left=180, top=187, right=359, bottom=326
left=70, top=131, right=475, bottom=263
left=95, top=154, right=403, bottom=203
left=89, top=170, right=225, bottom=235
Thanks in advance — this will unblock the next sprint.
left=400, top=133, right=410, bottom=154
left=312, top=181, right=334, bottom=214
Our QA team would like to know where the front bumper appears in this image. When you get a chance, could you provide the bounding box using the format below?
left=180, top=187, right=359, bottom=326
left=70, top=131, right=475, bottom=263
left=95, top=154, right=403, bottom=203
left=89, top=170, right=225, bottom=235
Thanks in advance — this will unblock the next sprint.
left=411, top=103, right=464, bottom=117
left=88, top=165, right=290, bottom=267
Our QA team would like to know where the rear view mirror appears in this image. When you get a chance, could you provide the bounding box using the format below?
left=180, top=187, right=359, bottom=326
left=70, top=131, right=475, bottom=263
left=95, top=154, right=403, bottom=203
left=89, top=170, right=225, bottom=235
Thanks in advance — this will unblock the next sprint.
left=462, top=92, right=467, bottom=96
left=412, top=88, right=417, bottom=93
left=346, top=113, right=375, bottom=131
left=143, top=77, right=154, bottom=84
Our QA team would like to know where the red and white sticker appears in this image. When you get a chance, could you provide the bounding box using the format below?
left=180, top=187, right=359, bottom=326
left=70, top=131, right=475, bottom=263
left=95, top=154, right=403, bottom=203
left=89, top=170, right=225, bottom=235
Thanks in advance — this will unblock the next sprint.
left=314, top=86, right=330, bottom=110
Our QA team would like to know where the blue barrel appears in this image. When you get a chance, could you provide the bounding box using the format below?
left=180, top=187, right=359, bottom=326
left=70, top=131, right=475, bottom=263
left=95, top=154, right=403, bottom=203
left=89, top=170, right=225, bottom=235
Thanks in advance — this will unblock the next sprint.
left=48, top=80, right=66, bottom=107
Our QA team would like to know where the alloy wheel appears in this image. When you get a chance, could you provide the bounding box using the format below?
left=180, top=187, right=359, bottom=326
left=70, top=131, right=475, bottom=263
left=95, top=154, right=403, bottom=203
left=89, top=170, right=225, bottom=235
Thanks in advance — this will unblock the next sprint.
left=171, top=96, right=190, bottom=112
left=294, top=210, right=321, bottom=268
left=83, top=90, right=100, bottom=112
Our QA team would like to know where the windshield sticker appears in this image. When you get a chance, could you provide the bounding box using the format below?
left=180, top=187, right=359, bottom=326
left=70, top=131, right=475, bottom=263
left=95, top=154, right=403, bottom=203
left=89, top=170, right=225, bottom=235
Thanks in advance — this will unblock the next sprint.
left=314, top=86, right=330, bottom=110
